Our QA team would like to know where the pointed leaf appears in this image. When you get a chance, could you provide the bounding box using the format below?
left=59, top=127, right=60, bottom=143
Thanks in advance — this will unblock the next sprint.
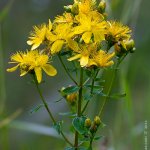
left=62, top=86, right=80, bottom=95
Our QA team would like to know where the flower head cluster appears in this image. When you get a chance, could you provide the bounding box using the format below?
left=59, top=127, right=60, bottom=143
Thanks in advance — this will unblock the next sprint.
left=7, top=50, right=57, bottom=83
left=7, top=0, right=135, bottom=82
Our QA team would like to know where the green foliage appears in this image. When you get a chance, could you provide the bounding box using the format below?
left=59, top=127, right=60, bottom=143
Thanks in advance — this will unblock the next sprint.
left=30, top=104, right=44, bottom=114
left=53, top=121, right=63, bottom=135
left=72, top=116, right=88, bottom=135
left=62, top=86, right=80, bottom=95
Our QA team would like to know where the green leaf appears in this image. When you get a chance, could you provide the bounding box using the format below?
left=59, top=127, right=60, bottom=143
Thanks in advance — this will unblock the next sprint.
left=110, top=93, right=126, bottom=99
left=59, top=112, right=76, bottom=117
left=83, top=94, right=93, bottom=101
left=95, top=78, right=105, bottom=83
left=72, top=116, right=88, bottom=135
left=79, top=147, right=88, bottom=150
left=99, top=122, right=106, bottom=128
left=67, top=68, right=78, bottom=73
left=85, top=69, right=92, bottom=77
left=30, top=104, right=44, bottom=114
left=59, top=51, right=71, bottom=56
left=65, top=147, right=75, bottom=150
left=101, top=93, right=126, bottom=100
left=93, top=135, right=103, bottom=141
left=53, top=121, right=63, bottom=134
left=55, top=98, right=64, bottom=103
left=62, top=86, right=80, bottom=95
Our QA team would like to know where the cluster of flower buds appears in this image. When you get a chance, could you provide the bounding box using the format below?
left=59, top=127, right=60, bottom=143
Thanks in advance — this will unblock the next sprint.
left=85, top=116, right=101, bottom=133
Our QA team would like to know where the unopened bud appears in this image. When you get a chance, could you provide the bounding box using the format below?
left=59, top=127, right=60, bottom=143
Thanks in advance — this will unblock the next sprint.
left=125, top=39, right=135, bottom=52
left=85, top=118, right=92, bottom=128
left=64, top=5, right=72, bottom=12
left=90, top=123, right=97, bottom=133
left=66, top=93, right=77, bottom=105
left=98, top=0, right=106, bottom=14
left=94, top=116, right=101, bottom=126
left=71, top=3, right=79, bottom=15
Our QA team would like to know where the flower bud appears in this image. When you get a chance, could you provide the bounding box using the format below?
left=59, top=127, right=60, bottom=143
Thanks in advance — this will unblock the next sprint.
left=64, top=5, right=72, bottom=12
left=90, top=123, right=97, bottom=133
left=66, top=93, right=77, bottom=105
left=71, top=3, right=79, bottom=15
left=94, top=116, right=101, bottom=126
left=125, top=39, right=135, bottom=53
left=85, top=118, right=92, bottom=128
left=98, top=0, right=106, bottom=14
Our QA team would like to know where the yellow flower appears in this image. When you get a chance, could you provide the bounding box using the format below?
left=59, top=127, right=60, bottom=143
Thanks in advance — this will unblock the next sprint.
left=27, top=20, right=52, bottom=50
left=47, top=23, right=73, bottom=54
left=67, top=39, right=97, bottom=67
left=7, top=50, right=57, bottom=83
left=88, top=50, right=115, bottom=67
left=78, top=0, right=96, bottom=14
left=105, top=21, right=131, bottom=43
left=54, top=13, right=74, bottom=25
left=73, top=12, right=106, bottom=44
left=67, top=39, right=115, bottom=68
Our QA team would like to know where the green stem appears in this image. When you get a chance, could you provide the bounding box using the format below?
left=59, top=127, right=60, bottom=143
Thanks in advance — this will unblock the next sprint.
left=33, top=75, right=73, bottom=146
left=81, top=70, right=99, bottom=114
left=98, top=54, right=127, bottom=117
left=74, top=68, right=84, bottom=150
left=0, top=23, right=6, bottom=114
left=58, top=55, right=78, bottom=85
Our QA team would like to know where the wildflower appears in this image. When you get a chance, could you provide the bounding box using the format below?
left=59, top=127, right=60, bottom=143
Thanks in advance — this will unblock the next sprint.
left=68, top=39, right=115, bottom=68
left=73, top=12, right=106, bottom=44
left=7, top=50, right=57, bottom=83
left=47, top=23, right=73, bottom=54
left=67, top=39, right=97, bottom=67
left=88, top=50, right=115, bottom=67
left=27, top=20, right=52, bottom=50
left=105, top=21, right=131, bottom=44
left=78, top=0, right=96, bottom=14
left=54, top=13, right=74, bottom=25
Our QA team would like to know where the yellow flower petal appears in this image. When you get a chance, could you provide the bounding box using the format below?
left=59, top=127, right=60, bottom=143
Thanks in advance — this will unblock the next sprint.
left=7, top=64, right=19, bottom=72
left=31, top=43, right=41, bottom=50
left=68, top=54, right=82, bottom=61
left=67, top=38, right=80, bottom=52
left=20, top=69, right=28, bottom=76
left=34, top=67, right=42, bottom=83
left=27, top=40, right=33, bottom=45
left=80, top=55, right=89, bottom=67
left=51, top=40, right=64, bottom=54
left=82, top=32, right=92, bottom=43
left=93, top=30, right=105, bottom=43
left=42, top=64, right=57, bottom=76
left=48, top=19, right=52, bottom=31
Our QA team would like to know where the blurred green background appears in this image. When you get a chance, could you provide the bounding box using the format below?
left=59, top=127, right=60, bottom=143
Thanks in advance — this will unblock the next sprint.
left=0, top=0, right=149, bottom=149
